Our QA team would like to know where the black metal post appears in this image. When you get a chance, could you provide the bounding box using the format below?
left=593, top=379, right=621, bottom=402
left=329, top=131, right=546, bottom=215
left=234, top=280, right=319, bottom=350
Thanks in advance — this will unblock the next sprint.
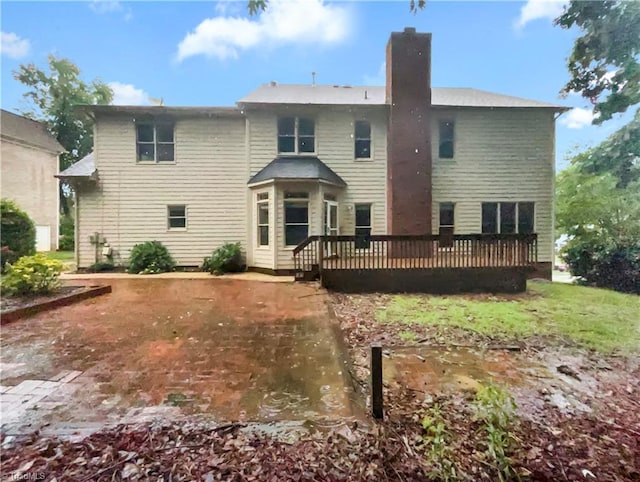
left=371, top=342, right=383, bottom=420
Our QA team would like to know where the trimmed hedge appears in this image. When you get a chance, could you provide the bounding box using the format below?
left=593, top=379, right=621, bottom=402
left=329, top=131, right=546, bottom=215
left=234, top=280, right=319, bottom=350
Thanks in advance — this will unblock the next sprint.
left=127, top=241, right=175, bottom=274
left=202, top=242, right=243, bottom=275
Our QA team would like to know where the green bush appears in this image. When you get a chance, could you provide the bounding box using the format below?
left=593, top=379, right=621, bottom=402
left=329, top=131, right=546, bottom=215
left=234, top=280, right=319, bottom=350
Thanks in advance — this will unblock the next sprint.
left=563, top=239, right=640, bottom=294
left=59, top=215, right=75, bottom=251
left=202, top=242, right=243, bottom=275
left=1, top=199, right=36, bottom=271
left=127, top=241, right=175, bottom=274
left=1, top=254, right=64, bottom=296
left=88, top=261, right=116, bottom=272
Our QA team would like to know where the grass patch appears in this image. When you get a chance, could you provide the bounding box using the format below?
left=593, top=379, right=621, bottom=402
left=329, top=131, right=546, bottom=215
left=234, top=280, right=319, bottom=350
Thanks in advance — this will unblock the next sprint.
left=399, top=330, right=418, bottom=342
left=376, top=282, right=640, bottom=354
left=44, top=251, right=74, bottom=262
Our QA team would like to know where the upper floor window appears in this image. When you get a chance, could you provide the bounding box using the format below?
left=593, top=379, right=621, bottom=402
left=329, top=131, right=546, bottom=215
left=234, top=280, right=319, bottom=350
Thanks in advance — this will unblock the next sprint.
left=438, top=121, right=454, bottom=159
left=482, top=202, right=535, bottom=234
left=137, top=123, right=175, bottom=162
left=278, top=117, right=315, bottom=154
left=354, top=120, right=371, bottom=159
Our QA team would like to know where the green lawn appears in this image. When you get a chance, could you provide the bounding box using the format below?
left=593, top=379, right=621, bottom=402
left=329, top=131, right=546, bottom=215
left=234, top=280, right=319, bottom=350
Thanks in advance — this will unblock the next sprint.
left=376, top=282, right=640, bottom=354
left=43, top=250, right=74, bottom=262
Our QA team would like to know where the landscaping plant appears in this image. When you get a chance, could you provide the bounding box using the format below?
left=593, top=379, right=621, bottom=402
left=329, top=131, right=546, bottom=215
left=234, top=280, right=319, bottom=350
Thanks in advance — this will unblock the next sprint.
left=1, top=199, right=36, bottom=271
left=127, top=241, right=175, bottom=274
left=1, top=254, right=64, bottom=296
left=421, top=403, right=459, bottom=481
left=472, top=384, right=520, bottom=482
left=59, top=214, right=75, bottom=251
left=202, top=242, right=243, bottom=275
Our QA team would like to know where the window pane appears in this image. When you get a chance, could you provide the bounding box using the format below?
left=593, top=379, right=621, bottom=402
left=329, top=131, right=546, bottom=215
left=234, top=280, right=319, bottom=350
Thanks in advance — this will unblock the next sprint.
left=169, top=217, right=186, bottom=228
left=500, top=202, right=517, bottom=234
left=156, top=124, right=174, bottom=142
left=482, top=203, right=498, bottom=234
left=439, top=202, right=454, bottom=226
left=137, top=143, right=155, bottom=161
left=258, top=204, right=269, bottom=225
left=439, top=121, right=454, bottom=159
left=278, top=117, right=295, bottom=136
left=157, top=144, right=174, bottom=162
left=285, top=224, right=308, bottom=246
left=137, top=124, right=154, bottom=142
left=439, top=226, right=454, bottom=246
left=518, top=202, right=535, bottom=234
left=324, top=193, right=336, bottom=201
left=285, top=201, right=308, bottom=223
left=298, top=135, right=315, bottom=153
left=257, top=192, right=269, bottom=201
left=278, top=136, right=295, bottom=153
left=355, top=227, right=371, bottom=249
left=355, top=204, right=371, bottom=227
left=355, top=140, right=371, bottom=158
left=355, top=120, right=370, bottom=139
left=285, top=192, right=308, bottom=199
left=259, top=226, right=269, bottom=246
left=168, top=206, right=185, bottom=217
left=298, top=118, right=315, bottom=136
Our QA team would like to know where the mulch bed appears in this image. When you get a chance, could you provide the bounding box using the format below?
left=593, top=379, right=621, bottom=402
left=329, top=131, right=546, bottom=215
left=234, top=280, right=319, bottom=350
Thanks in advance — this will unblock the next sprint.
left=0, top=286, right=84, bottom=313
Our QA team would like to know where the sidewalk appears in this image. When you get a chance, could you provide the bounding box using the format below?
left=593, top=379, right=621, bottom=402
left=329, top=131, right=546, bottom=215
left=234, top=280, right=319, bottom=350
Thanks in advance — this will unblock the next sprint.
left=61, top=271, right=295, bottom=283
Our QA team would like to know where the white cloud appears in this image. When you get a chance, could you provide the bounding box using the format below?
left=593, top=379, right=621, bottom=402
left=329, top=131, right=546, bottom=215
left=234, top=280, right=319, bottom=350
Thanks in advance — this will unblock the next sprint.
left=177, top=0, right=351, bottom=61
left=108, top=82, right=149, bottom=105
left=1, top=31, right=30, bottom=59
left=363, top=62, right=385, bottom=86
left=90, top=1, right=132, bottom=20
left=560, top=107, right=596, bottom=129
left=514, top=0, right=565, bottom=29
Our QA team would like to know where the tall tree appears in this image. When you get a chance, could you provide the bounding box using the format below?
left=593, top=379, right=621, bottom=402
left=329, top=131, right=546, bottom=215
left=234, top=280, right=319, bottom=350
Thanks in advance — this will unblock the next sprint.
left=555, top=1, right=640, bottom=124
left=13, top=55, right=113, bottom=215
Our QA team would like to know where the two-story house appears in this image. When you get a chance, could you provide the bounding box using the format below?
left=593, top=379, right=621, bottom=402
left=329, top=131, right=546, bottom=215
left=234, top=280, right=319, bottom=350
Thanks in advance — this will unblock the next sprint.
left=1, top=109, right=64, bottom=251
left=59, top=28, right=565, bottom=280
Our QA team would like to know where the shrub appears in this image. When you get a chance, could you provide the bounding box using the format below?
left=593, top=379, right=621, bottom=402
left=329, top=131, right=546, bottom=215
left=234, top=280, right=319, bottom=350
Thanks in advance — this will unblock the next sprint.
left=128, top=241, right=175, bottom=274
left=1, top=254, right=64, bottom=296
left=1, top=199, right=36, bottom=270
left=59, top=215, right=75, bottom=251
left=1, top=246, right=18, bottom=271
left=202, top=242, right=243, bottom=275
left=88, top=261, right=116, bottom=272
left=563, top=239, right=640, bottom=294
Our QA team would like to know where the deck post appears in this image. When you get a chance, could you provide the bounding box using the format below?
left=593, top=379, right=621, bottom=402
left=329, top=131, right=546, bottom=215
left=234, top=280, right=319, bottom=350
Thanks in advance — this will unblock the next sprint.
left=371, top=342, right=384, bottom=420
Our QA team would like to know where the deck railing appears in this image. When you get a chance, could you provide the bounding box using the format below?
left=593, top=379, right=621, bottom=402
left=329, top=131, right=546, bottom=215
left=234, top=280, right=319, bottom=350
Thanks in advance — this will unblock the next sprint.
left=293, top=233, right=537, bottom=280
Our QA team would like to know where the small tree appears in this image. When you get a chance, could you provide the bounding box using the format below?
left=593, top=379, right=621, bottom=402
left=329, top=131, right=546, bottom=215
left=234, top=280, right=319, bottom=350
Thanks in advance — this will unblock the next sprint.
left=1, top=199, right=36, bottom=271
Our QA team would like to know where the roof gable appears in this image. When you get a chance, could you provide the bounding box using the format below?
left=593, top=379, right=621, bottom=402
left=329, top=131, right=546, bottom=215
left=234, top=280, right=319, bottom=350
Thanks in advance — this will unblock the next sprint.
left=0, top=109, right=64, bottom=153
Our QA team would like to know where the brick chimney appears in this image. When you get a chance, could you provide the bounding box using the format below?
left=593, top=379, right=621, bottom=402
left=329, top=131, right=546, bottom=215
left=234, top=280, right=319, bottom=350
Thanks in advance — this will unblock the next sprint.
left=386, top=27, right=432, bottom=235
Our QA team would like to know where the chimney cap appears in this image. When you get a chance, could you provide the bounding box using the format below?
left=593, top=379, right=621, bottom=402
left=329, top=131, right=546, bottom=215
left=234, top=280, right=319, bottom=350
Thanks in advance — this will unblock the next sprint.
left=404, top=27, right=416, bottom=34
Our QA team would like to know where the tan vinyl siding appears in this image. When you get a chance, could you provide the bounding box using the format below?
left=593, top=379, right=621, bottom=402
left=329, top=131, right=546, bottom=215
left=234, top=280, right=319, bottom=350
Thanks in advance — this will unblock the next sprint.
left=246, top=107, right=387, bottom=270
left=0, top=139, right=59, bottom=250
left=77, top=114, right=247, bottom=267
left=431, top=108, right=555, bottom=262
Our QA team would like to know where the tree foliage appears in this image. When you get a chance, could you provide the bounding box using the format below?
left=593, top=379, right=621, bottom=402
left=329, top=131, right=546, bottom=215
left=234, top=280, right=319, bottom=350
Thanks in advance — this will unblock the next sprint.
left=13, top=55, right=113, bottom=214
left=555, top=1, right=640, bottom=124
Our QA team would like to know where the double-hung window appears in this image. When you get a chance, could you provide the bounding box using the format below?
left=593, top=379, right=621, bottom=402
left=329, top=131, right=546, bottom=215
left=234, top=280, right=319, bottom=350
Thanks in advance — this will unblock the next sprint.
left=257, top=192, right=269, bottom=247
left=278, top=117, right=315, bottom=154
left=438, top=121, right=454, bottom=159
left=354, top=120, right=371, bottom=159
left=355, top=204, right=372, bottom=249
left=167, top=205, right=186, bottom=229
left=284, top=192, right=309, bottom=246
left=481, top=202, right=535, bottom=234
left=137, top=123, right=175, bottom=162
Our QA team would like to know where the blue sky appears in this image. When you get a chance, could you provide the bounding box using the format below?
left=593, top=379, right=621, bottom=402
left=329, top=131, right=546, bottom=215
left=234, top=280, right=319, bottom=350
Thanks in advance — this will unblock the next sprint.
left=1, top=0, right=634, bottom=170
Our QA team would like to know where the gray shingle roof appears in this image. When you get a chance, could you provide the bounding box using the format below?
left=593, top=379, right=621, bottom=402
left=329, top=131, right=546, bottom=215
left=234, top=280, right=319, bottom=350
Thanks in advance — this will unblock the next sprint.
left=248, top=156, right=347, bottom=187
left=0, top=109, right=64, bottom=153
left=57, top=152, right=96, bottom=178
left=239, top=84, right=567, bottom=109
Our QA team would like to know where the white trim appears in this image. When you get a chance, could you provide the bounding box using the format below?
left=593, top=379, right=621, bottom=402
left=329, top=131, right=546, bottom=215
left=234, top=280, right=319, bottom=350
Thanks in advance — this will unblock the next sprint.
left=167, top=204, right=188, bottom=231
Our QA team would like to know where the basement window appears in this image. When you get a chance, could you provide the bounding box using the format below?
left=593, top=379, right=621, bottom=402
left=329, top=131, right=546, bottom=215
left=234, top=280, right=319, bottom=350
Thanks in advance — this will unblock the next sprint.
left=438, top=121, right=454, bottom=159
left=137, top=123, right=175, bottom=162
left=167, top=205, right=186, bottom=229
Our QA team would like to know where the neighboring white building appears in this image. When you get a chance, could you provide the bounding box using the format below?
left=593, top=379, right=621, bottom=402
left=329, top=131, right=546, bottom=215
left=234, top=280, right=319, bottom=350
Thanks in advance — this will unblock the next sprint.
left=59, top=29, right=566, bottom=278
left=1, top=109, right=63, bottom=251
